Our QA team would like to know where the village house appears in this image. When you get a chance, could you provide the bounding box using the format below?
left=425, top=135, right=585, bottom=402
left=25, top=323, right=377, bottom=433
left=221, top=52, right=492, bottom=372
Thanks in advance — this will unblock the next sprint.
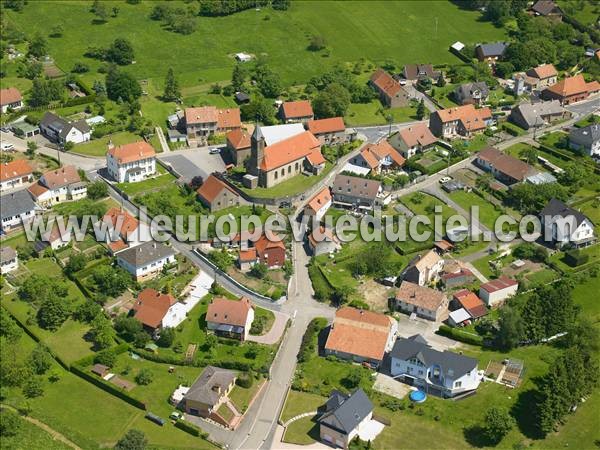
left=28, top=165, right=87, bottom=207
left=452, top=289, right=488, bottom=323
left=106, top=141, right=156, bottom=183
left=279, top=100, right=314, bottom=123
left=0, top=189, right=36, bottom=233
left=331, top=174, right=385, bottom=211
left=394, top=281, right=449, bottom=321
left=304, top=186, right=332, bottom=221
left=509, top=100, right=569, bottom=130
left=185, top=106, right=241, bottom=142
left=196, top=174, right=240, bottom=212
left=254, top=233, right=286, bottom=269
left=39, top=112, right=91, bottom=145
left=183, top=366, right=237, bottom=421
left=0, top=87, right=23, bottom=113
left=541, top=75, right=600, bottom=105
left=307, top=226, right=341, bottom=256
left=306, top=117, right=347, bottom=145
left=225, top=128, right=252, bottom=167
left=0, top=246, right=18, bottom=274
left=429, top=104, right=492, bottom=139
left=116, top=241, right=176, bottom=282
left=530, top=0, right=563, bottom=20
left=132, top=288, right=177, bottom=335
left=402, top=64, right=439, bottom=81
left=453, top=81, right=489, bottom=106
left=349, top=140, right=405, bottom=175
left=0, top=160, right=33, bottom=192
left=237, top=247, right=258, bottom=271
left=475, top=42, right=508, bottom=65
left=318, top=389, right=375, bottom=449
left=525, top=64, right=558, bottom=89
left=390, top=334, right=481, bottom=397
left=570, top=123, right=600, bottom=157
left=247, top=124, right=325, bottom=188
left=401, top=249, right=444, bottom=286
left=475, top=146, right=537, bottom=185
left=369, top=68, right=410, bottom=108
left=206, top=296, right=255, bottom=341
left=35, top=224, right=72, bottom=253
left=441, top=267, right=475, bottom=289
left=540, top=198, right=596, bottom=248
left=479, top=277, right=519, bottom=307
left=389, top=123, right=437, bottom=158
left=512, top=72, right=538, bottom=95
left=324, top=306, right=398, bottom=368
left=102, top=207, right=149, bottom=254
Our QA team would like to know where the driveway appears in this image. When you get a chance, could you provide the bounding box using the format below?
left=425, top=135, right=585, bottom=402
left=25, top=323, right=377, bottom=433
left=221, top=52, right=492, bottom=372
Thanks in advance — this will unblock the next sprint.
left=357, top=419, right=386, bottom=442
left=158, top=148, right=226, bottom=181
left=395, top=314, right=461, bottom=351
left=248, top=309, right=290, bottom=345
left=373, top=372, right=413, bottom=400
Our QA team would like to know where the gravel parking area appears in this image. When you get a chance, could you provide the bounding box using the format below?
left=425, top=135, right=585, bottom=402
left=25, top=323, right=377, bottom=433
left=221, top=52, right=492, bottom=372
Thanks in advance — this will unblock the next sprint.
left=159, top=148, right=226, bottom=181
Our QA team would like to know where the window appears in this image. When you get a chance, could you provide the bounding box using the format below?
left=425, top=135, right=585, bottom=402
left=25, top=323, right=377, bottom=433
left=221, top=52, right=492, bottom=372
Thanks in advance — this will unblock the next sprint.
left=275, top=171, right=278, bottom=180
left=281, top=168, right=285, bottom=176
left=288, top=166, right=291, bottom=174
left=295, top=162, right=299, bottom=171
left=455, top=381, right=462, bottom=388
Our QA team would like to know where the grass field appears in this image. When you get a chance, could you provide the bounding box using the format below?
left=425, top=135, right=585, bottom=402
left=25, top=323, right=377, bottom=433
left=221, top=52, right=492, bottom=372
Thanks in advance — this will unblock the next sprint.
left=5, top=1, right=507, bottom=89
left=0, top=412, right=72, bottom=450
left=449, top=190, right=504, bottom=231
left=70, top=131, right=146, bottom=157
left=116, top=171, right=177, bottom=197
left=345, top=101, right=419, bottom=126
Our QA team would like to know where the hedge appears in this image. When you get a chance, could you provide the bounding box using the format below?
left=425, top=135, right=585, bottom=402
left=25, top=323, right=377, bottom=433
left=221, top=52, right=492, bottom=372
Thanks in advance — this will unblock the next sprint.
left=436, top=324, right=484, bottom=346
left=70, top=364, right=147, bottom=410
left=175, top=419, right=204, bottom=437
left=297, top=318, right=327, bottom=363
left=502, top=122, right=524, bottom=137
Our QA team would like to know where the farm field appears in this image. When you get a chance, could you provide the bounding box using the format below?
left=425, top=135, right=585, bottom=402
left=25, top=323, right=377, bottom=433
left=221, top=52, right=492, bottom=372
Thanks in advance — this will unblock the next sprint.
left=4, top=1, right=507, bottom=89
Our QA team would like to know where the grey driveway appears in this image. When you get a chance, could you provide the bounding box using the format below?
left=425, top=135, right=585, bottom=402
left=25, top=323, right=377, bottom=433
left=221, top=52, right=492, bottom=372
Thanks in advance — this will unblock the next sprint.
left=158, top=147, right=226, bottom=181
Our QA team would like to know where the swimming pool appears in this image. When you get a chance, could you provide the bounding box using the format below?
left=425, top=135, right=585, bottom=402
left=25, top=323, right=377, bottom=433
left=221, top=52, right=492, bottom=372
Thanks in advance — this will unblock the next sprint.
left=409, top=390, right=427, bottom=403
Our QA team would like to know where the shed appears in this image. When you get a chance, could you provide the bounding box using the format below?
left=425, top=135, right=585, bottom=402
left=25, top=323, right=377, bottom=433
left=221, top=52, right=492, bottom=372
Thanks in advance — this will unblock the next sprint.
left=449, top=308, right=471, bottom=327
left=91, top=363, right=110, bottom=378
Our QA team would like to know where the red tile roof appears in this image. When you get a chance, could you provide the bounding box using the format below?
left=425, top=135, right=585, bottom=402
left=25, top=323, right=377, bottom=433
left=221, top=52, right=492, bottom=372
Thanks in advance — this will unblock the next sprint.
left=185, top=106, right=218, bottom=125
left=196, top=174, right=238, bottom=204
left=108, top=141, right=156, bottom=164
left=27, top=183, right=49, bottom=198
left=396, top=281, right=446, bottom=312
left=454, top=289, right=487, bottom=319
left=528, top=64, right=557, bottom=80
left=254, top=233, right=285, bottom=256
left=544, top=75, right=591, bottom=98
left=41, top=165, right=81, bottom=189
left=103, top=207, right=139, bottom=240
left=133, top=288, right=177, bottom=329
left=308, top=226, right=339, bottom=248
left=216, top=108, right=241, bottom=129
left=435, top=104, right=492, bottom=132
left=0, top=87, right=22, bottom=106
left=1, top=160, right=33, bottom=182
left=281, top=100, right=313, bottom=119
left=206, top=296, right=253, bottom=327
left=480, top=276, right=518, bottom=293
left=306, top=187, right=331, bottom=215
left=370, top=68, right=402, bottom=97
left=306, top=117, right=345, bottom=135
left=226, top=129, right=251, bottom=150
left=361, top=140, right=406, bottom=168
left=260, top=131, right=322, bottom=171
left=238, top=247, right=257, bottom=262
left=398, top=123, right=437, bottom=148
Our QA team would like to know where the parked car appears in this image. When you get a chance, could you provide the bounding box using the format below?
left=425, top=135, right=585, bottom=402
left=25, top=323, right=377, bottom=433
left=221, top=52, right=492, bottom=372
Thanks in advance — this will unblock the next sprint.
left=1, top=143, right=15, bottom=151
left=439, top=176, right=452, bottom=184
left=209, top=147, right=221, bottom=154
left=279, top=201, right=291, bottom=208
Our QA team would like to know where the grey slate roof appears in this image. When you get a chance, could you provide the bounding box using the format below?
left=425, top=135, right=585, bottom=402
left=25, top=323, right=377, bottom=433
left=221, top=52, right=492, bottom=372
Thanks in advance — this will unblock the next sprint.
left=0, top=189, right=36, bottom=221
left=184, top=366, right=237, bottom=407
left=570, top=124, right=600, bottom=148
left=539, top=198, right=590, bottom=228
left=116, top=241, right=175, bottom=268
left=40, top=112, right=68, bottom=133
left=511, top=100, right=564, bottom=128
left=454, top=82, right=489, bottom=103
left=59, top=119, right=90, bottom=139
left=0, top=246, right=17, bottom=264
left=390, top=334, right=478, bottom=379
left=318, top=388, right=373, bottom=434
left=332, top=174, right=381, bottom=201
left=477, top=42, right=508, bottom=58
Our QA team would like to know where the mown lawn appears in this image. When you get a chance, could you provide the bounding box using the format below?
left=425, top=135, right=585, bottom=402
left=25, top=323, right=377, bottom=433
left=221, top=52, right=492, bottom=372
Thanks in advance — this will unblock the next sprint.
left=449, top=190, right=504, bottom=231
left=280, top=390, right=328, bottom=423
left=4, top=1, right=507, bottom=89
left=229, top=376, right=265, bottom=413
left=283, top=415, right=320, bottom=445
left=345, top=101, right=419, bottom=126
left=116, top=171, right=177, bottom=197
left=0, top=412, right=72, bottom=450
left=70, top=131, right=146, bottom=157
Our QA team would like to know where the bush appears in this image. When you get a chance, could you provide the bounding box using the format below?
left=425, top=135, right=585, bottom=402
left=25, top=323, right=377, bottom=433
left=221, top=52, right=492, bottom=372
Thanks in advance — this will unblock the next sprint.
left=135, top=368, right=153, bottom=385
left=564, top=249, right=589, bottom=267
left=297, top=318, right=327, bottom=362
left=436, top=324, right=484, bottom=346
left=236, top=372, right=254, bottom=388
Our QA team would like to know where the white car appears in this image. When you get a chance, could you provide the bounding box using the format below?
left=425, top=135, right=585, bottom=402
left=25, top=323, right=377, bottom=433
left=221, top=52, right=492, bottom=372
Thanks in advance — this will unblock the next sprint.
left=1, top=142, right=15, bottom=151
left=209, top=148, right=221, bottom=154
left=439, top=176, right=452, bottom=184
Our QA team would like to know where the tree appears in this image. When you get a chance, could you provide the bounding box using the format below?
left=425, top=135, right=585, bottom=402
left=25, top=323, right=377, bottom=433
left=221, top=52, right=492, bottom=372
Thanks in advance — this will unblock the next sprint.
left=483, top=407, right=515, bottom=444
left=313, top=83, right=351, bottom=118
left=0, top=309, right=23, bottom=343
left=29, top=77, right=64, bottom=106
left=157, top=327, right=175, bottom=347
left=249, top=263, right=268, bottom=279
left=38, top=296, right=71, bottom=331
left=86, top=180, right=108, bottom=200
left=135, top=368, right=153, bottom=385
left=19, top=274, right=68, bottom=303
left=28, top=33, right=47, bottom=58
left=0, top=409, right=21, bottom=437
left=91, top=0, right=109, bottom=22
left=254, top=62, right=281, bottom=98
left=436, top=72, right=446, bottom=87
left=240, top=96, right=277, bottom=125
left=416, top=99, right=426, bottom=120
left=112, top=6, right=120, bottom=17
left=23, top=377, right=44, bottom=398
left=27, top=345, right=52, bottom=375
left=231, top=64, right=246, bottom=91
left=114, top=315, right=144, bottom=343
left=106, top=66, right=142, bottom=102
left=95, top=348, right=117, bottom=367
left=115, top=429, right=147, bottom=450
left=49, top=24, right=64, bottom=38
left=73, top=300, right=102, bottom=323
left=496, top=306, right=523, bottom=350
left=519, top=146, right=538, bottom=165
left=25, top=141, right=37, bottom=159
left=207, top=250, right=234, bottom=271
left=106, top=38, right=135, bottom=65
left=71, top=62, right=90, bottom=73
left=308, top=35, right=327, bottom=51
left=162, top=68, right=180, bottom=102
left=91, top=266, right=131, bottom=298
left=64, top=254, right=87, bottom=276
left=90, top=313, right=116, bottom=350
